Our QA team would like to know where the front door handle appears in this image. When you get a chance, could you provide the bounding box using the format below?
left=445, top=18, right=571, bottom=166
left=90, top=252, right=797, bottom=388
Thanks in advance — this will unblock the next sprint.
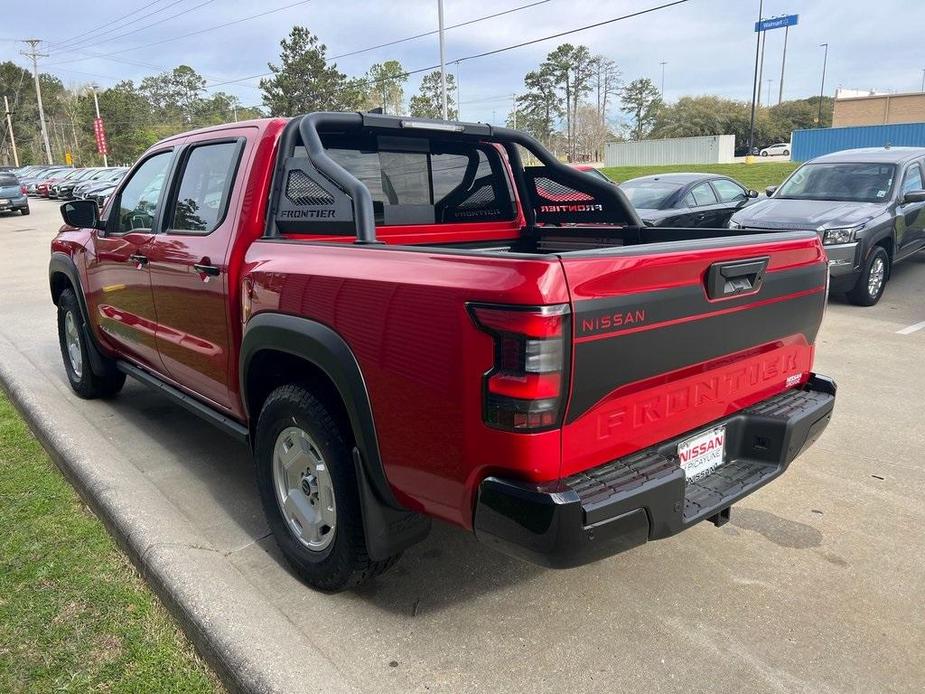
left=193, top=263, right=221, bottom=277
left=129, top=253, right=148, bottom=266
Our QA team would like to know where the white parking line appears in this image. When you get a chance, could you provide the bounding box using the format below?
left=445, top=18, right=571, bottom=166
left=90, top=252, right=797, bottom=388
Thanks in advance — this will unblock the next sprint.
left=896, top=321, right=925, bottom=335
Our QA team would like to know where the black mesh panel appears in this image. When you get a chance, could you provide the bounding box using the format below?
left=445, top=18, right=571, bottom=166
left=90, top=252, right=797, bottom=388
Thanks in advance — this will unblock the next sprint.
left=286, top=170, right=335, bottom=206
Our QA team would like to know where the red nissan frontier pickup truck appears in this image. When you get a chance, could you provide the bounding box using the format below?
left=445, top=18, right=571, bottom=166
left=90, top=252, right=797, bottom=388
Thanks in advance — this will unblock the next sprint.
left=50, top=113, right=836, bottom=591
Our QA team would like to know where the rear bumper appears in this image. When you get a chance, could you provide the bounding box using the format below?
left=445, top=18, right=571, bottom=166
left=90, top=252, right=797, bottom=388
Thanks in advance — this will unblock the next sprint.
left=473, top=374, right=836, bottom=568
left=0, top=196, right=28, bottom=212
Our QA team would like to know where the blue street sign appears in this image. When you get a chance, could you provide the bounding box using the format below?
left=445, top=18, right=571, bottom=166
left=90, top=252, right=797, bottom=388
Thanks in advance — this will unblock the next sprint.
left=755, top=14, right=798, bottom=32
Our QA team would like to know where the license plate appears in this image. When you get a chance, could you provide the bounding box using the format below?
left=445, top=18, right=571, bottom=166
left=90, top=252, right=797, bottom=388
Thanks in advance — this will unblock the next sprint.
left=0, top=199, right=8, bottom=205
left=678, top=426, right=726, bottom=482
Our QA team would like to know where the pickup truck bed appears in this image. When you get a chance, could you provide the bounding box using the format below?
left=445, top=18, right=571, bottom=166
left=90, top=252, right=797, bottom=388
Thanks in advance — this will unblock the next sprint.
left=50, top=112, right=835, bottom=590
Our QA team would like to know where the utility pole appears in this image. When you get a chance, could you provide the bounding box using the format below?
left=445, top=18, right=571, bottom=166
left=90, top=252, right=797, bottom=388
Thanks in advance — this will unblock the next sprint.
left=778, top=24, right=790, bottom=105
left=437, top=0, right=448, bottom=120
left=817, top=43, right=829, bottom=127
left=91, top=86, right=108, bottom=167
left=766, top=79, right=773, bottom=107
left=21, top=39, right=53, bottom=165
left=747, top=0, right=764, bottom=157
left=659, top=61, right=667, bottom=99
left=512, top=93, right=517, bottom=129
left=921, top=68, right=924, bottom=92
left=3, top=95, right=19, bottom=167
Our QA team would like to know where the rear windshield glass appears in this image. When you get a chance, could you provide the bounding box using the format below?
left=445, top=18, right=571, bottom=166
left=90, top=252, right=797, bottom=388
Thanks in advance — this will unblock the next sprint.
left=0, top=174, right=18, bottom=187
left=776, top=162, right=897, bottom=202
left=320, top=136, right=515, bottom=226
left=618, top=180, right=681, bottom=209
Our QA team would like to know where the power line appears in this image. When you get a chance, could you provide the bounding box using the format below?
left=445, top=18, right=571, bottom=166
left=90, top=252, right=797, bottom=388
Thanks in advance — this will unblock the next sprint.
left=207, top=0, right=689, bottom=92
left=48, top=0, right=217, bottom=58
left=328, top=0, right=550, bottom=62
left=51, top=0, right=316, bottom=62
left=45, top=0, right=170, bottom=50
left=452, top=0, right=689, bottom=64
left=43, top=0, right=546, bottom=87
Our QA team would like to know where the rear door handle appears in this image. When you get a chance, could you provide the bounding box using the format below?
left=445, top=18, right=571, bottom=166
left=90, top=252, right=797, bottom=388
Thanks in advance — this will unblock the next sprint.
left=706, top=257, right=769, bottom=299
left=129, top=253, right=148, bottom=266
left=193, top=263, right=221, bottom=277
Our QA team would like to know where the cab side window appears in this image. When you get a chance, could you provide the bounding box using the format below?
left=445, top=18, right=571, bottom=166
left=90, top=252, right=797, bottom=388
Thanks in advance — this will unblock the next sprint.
left=114, top=151, right=173, bottom=233
left=901, top=163, right=923, bottom=196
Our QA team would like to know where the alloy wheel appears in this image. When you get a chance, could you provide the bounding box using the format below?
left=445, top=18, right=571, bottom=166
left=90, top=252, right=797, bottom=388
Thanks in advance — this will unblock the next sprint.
left=272, top=426, right=337, bottom=551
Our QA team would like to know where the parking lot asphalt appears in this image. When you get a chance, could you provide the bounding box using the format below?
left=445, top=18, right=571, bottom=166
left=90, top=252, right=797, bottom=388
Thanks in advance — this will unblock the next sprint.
left=2, top=200, right=923, bottom=693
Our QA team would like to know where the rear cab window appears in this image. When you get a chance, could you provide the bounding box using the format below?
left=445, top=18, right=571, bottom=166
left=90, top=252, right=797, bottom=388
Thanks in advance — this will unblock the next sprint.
left=166, top=140, right=243, bottom=233
left=318, top=136, right=516, bottom=226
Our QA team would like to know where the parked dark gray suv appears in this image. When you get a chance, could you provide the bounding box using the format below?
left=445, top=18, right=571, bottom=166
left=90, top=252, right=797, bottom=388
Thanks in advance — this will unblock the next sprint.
left=729, top=147, right=925, bottom=305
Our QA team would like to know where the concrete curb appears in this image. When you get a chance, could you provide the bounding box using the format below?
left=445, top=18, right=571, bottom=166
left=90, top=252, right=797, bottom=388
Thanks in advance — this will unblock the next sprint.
left=0, top=335, right=352, bottom=694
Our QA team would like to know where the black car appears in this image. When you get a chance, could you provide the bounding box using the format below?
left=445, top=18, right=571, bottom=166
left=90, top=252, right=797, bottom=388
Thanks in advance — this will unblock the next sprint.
left=618, top=173, right=759, bottom=228
left=729, top=147, right=925, bottom=306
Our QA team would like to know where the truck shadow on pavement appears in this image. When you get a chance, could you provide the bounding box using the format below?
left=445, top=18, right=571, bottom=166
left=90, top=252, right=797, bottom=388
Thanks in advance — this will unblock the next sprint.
left=105, top=379, right=543, bottom=614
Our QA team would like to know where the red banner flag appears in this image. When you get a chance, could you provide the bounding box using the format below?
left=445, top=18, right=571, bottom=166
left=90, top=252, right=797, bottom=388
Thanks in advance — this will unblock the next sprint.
left=93, top=117, right=109, bottom=156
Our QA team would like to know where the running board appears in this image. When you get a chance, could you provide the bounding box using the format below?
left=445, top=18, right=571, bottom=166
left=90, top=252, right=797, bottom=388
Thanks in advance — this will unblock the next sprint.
left=116, top=361, right=250, bottom=445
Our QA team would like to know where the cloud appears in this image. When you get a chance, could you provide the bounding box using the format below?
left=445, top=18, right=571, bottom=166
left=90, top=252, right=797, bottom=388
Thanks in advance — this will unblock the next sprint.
left=2, top=0, right=922, bottom=123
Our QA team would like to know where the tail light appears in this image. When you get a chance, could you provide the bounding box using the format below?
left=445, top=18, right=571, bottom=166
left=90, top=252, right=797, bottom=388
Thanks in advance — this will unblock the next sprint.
left=469, top=303, right=570, bottom=432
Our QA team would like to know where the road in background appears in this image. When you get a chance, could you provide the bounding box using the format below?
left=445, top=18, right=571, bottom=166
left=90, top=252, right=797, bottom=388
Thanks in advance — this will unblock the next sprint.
left=1, top=200, right=923, bottom=693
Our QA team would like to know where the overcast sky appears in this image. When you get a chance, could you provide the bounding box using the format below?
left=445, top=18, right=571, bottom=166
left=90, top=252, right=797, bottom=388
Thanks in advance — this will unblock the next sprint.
left=2, top=0, right=923, bottom=125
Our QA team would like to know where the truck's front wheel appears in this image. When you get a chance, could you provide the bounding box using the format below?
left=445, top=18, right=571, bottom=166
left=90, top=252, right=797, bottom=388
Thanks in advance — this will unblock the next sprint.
left=847, top=246, right=889, bottom=306
left=57, top=288, right=125, bottom=398
left=255, top=384, right=398, bottom=591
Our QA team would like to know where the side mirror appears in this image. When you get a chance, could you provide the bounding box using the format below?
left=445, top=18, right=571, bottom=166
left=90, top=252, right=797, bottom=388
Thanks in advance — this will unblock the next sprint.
left=747, top=189, right=759, bottom=199
left=902, top=190, right=925, bottom=204
left=765, top=185, right=778, bottom=197
left=60, top=199, right=100, bottom=229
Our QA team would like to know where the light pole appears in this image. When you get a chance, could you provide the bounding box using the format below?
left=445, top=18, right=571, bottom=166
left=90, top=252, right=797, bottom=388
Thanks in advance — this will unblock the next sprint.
left=437, top=0, right=448, bottom=120
left=766, top=79, right=773, bottom=107
left=817, top=43, right=829, bottom=127
left=778, top=24, right=790, bottom=105
left=921, top=68, right=924, bottom=92
left=747, top=0, right=764, bottom=157
left=659, top=61, right=667, bottom=99
left=90, top=86, right=108, bottom=167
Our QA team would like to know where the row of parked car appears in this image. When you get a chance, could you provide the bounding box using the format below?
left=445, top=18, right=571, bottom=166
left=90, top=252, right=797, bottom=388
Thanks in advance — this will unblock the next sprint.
left=0, top=164, right=127, bottom=217
left=585, top=146, right=925, bottom=306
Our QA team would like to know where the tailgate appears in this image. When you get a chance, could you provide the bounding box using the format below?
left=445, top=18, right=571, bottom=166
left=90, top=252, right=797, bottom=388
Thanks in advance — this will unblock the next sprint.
left=558, top=232, right=828, bottom=477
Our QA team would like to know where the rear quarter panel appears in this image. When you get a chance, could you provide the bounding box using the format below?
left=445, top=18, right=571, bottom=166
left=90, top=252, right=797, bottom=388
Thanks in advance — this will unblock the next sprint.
left=244, top=243, right=570, bottom=528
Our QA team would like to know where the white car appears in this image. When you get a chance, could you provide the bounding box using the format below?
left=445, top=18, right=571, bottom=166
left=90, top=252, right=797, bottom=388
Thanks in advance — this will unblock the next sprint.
left=760, top=142, right=791, bottom=157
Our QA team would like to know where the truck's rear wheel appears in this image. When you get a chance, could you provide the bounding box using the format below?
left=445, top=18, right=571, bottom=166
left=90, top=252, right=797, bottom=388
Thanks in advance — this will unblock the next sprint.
left=847, top=246, right=888, bottom=306
left=255, top=384, right=399, bottom=591
left=57, top=288, right=125, bottom=398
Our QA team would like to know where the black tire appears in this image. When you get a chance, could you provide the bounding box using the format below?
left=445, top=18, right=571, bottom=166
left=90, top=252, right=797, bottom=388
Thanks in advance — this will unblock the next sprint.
left=760, top=151, right=769, bottom=157
left=20, top=207, right=30, bottom=216
left=255, top=384, right=399, bottom=591
left=782, top=149, right=790, bottom=156
left=57, top=288, right=126, bottom=398
left=847, top=246, right=889, bottom=306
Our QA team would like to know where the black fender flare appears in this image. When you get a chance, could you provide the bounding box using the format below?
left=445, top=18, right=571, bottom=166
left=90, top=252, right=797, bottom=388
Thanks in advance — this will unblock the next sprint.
left=48, top=252, right=115, bottom=378
left=240, top=312, right=430, bottom=559
left=240, top=312, right=395, bottom=506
